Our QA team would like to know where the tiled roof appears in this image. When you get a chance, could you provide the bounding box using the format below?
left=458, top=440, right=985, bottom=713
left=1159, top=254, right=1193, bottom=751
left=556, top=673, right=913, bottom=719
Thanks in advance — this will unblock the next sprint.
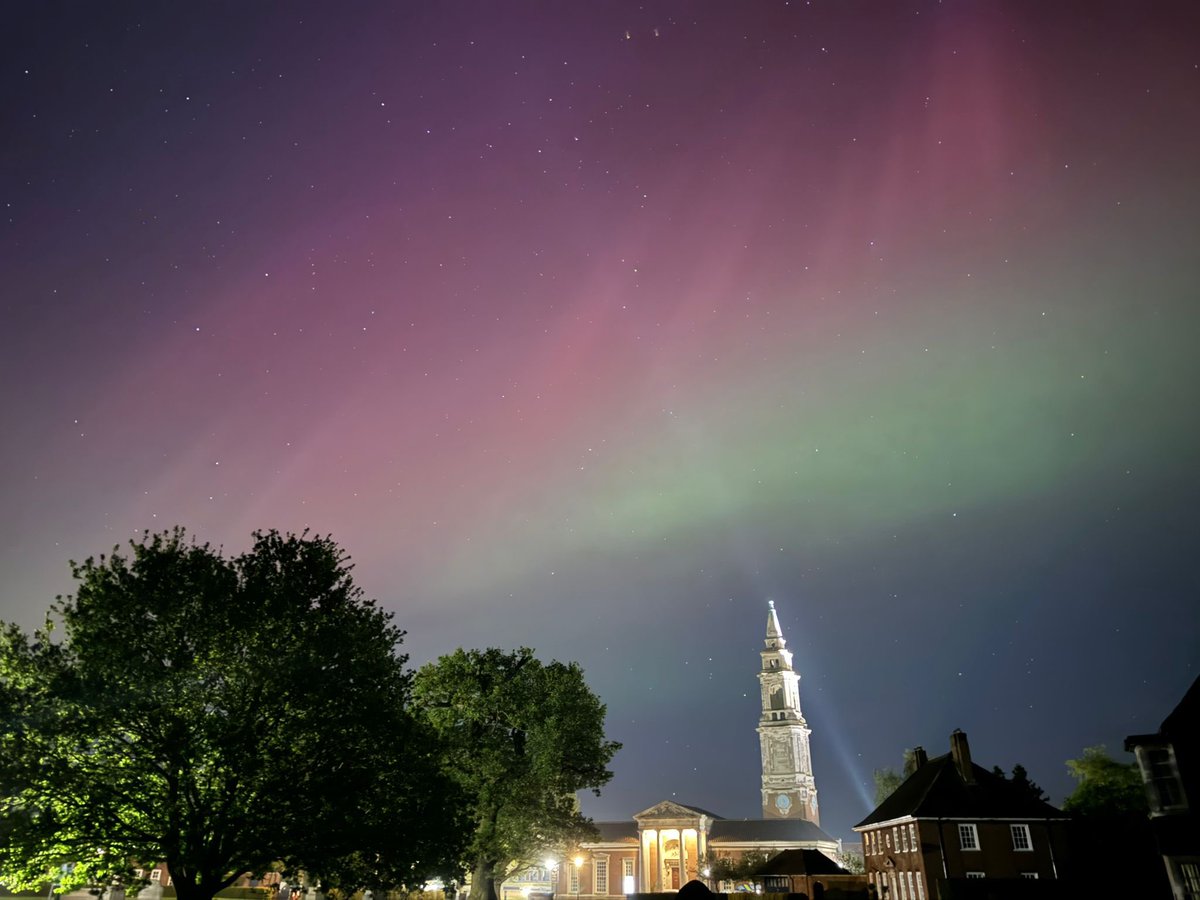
left=1160, top=674, right=1200, bottom=737
left=708, top=818, right=836, bottom=844
left=1128, top=674, right=1200, bottom=748
left=855, top=753, right=1065, bottom=828
left=755, top=849, right=846, bottom=876
left=591, top=820, right=640, bottom=842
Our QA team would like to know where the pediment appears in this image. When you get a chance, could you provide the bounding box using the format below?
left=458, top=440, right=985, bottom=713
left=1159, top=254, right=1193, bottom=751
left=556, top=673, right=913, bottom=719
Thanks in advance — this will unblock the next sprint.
left=633, top=799, right=712, bottom=822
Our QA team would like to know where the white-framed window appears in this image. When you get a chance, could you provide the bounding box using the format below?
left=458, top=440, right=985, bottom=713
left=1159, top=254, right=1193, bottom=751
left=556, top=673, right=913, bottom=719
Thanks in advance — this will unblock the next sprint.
left=915, top=873, right=925, bottom=900
left=906, top=871, right=916, bottom=899
left=1178, top=861, right=1200, bottom=898
left=134, top=871, right=144, bottom=880
left=594, top=859, right=608, bottom=895
left=966, top=872, right=985, bottom=879
left=1021, top=873, right=1039, bottom=880
left=1011, top=823, right=1032, bottom=851
left=569, top=863, right=580, bottom=894
left=909, top=822, right=918, bottom=850
left=958, top=823, right=979, bottom=851
left=901, top=826, right=909, bottom=852
left=1144, top=746, right=1187, bottom=811
left=886, top=830, right=892, bottom=849
left=898, top=869, right=908, bottom=900
left=150, top=870, right=162, bottom=883
left=622, top=858, right=635, bottom=894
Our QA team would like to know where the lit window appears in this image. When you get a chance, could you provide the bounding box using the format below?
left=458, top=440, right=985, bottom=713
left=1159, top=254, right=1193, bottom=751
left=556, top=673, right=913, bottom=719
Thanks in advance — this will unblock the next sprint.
left=966, top=872, right=985, bottom=879
left=1021, top=873, right=1039, bottom=880
left=594, top=859, right=607, bottom=895
left=958, top=823, right=979, bottom=851
left=1011, top=824, right=1032, bottom=851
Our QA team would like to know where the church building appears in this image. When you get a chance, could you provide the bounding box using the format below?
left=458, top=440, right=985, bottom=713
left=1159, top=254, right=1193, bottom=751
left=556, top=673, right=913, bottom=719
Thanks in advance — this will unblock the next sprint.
left=525, top=603, right=838, bottom=900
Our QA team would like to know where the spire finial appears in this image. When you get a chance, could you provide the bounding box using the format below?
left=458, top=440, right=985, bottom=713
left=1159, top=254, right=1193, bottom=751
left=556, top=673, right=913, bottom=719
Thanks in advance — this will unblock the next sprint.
left=768, top=599, right=775, bottom=610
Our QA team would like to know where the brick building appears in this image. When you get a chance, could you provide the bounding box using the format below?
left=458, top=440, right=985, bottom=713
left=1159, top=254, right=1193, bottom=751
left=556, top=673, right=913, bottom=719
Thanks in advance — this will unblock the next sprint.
left=854, top=730, right=1070, bottom=899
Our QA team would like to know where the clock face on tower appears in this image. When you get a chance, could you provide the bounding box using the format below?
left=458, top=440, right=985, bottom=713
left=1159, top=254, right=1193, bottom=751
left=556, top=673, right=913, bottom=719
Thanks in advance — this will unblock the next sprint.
left=774, top=793, right=792, bottom=812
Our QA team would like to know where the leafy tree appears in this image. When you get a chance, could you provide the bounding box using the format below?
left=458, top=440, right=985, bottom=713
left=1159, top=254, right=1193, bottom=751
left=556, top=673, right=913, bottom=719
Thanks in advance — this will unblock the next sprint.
left=873, top=748, right=920, bottom=806
left=412, top=648, right=621, bottom=900
left=0, top=529, right=463, bottom=900
left=1062, top=745, right=1146, bottom=817
left=704, top=850, right=769, bottom=884
left=838, top=849, right=865, bottom=875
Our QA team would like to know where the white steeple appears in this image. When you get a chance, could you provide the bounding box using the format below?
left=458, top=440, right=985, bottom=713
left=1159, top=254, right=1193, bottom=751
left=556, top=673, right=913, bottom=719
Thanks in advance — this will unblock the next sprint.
left=756, top=600, right=819, bottom=823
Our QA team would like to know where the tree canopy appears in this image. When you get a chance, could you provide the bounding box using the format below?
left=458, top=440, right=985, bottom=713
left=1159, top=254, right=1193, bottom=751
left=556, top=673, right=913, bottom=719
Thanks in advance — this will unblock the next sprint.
left=704, top=850, right=769, bottom=885
left=990, top=763, right=1048, bottom=802
left=412, top=647, right=621, bottom=900
left=1062, top=745, right=1146, bottom=817
left=872, top=748, right=920, bottom=806
left=0, top=529, right=464, bottom=900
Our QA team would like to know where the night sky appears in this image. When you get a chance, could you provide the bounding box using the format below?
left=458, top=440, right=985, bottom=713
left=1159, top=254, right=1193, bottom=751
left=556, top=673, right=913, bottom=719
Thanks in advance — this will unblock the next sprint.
left=3, top=2, right=1199, bottom=840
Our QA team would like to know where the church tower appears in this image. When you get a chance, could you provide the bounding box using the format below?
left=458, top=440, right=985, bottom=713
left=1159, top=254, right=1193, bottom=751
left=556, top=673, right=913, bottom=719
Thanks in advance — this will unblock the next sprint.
left=757, top=600, right=819, bottom=823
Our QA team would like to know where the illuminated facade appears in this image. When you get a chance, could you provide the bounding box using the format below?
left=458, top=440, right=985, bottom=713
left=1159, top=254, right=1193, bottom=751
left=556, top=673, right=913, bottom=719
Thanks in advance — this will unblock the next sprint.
left=539, top=801, right=839, bottom=897
left=757, top=600, right=819, bottom=823
left=527, top=602, right=835, bottom=898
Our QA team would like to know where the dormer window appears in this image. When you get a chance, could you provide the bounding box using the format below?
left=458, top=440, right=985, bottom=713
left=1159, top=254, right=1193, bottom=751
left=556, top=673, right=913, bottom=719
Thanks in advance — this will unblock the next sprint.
left=1141, top=746, right=1186, bottom=812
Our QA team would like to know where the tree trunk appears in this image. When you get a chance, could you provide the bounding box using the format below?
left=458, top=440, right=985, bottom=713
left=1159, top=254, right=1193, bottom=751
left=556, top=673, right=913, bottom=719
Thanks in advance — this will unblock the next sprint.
left=167, top=863, right=239, bottom=900
left=171, top=876, right=218, bottom=900
left=468, top=858, right=500, bottom=900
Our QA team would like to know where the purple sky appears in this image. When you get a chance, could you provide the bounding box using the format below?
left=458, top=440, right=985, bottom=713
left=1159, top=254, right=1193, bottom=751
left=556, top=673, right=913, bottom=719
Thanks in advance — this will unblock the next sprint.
left=3, top=1, right=1199, bottom=838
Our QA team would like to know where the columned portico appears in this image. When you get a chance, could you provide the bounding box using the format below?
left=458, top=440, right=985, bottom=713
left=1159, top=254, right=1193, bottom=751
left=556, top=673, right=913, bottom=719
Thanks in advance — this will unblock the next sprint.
left=633, top=802, right=713, bottom=891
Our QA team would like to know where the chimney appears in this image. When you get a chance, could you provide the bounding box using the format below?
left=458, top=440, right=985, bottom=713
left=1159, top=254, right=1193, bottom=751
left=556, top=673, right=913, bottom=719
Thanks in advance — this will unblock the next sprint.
left=912, top=746, right=928, bottom=769
left=950, top=730, right=975, bottom=784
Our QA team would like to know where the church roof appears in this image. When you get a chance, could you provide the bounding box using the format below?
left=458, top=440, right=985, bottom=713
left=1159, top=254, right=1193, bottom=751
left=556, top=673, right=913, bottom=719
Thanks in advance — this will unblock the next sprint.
left=855, top=753, right=1064, bottom=827
left=591, top=820, right=640, bottom=842
left=708, top=818, right=836, bottom=844
left=587, top=808, right=836, bottom=846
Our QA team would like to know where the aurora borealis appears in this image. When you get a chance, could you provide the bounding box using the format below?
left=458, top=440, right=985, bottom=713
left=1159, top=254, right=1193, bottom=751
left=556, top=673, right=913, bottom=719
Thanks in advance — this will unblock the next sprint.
left=3, top=2, right=1198, bottom=836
